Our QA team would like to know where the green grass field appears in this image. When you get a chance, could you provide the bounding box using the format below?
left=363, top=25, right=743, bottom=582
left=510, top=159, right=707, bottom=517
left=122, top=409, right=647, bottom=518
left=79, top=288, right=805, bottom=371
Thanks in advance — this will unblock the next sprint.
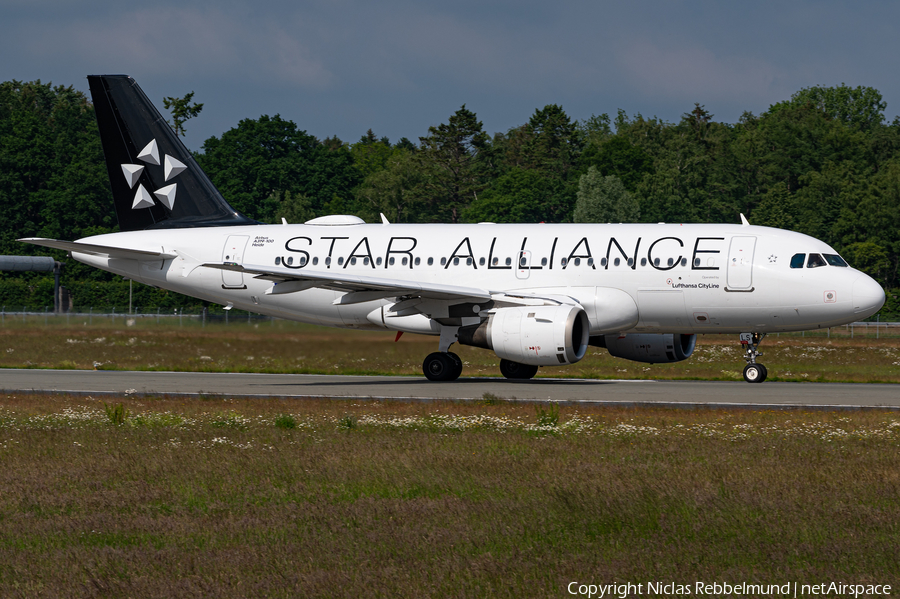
left=1, top=321, right=898, bottom=596
left=0, top=394, right=898, bottom=597
left=1, top=318, right=899, bottom=383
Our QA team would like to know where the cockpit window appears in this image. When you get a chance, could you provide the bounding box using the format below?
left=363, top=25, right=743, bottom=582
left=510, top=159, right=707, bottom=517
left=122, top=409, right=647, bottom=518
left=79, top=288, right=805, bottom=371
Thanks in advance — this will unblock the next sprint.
left=823, top=254, right=848, bottom=267
left=790, top=254, right=805, bottom=269
left=807, top=253, right=827, bottom=268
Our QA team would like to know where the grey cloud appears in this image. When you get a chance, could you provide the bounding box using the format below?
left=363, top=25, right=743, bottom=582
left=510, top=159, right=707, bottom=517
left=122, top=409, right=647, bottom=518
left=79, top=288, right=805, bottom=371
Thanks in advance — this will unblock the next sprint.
left=8, top=6, right=333, bottom=88
left=2, top=0, right=900, bottom=146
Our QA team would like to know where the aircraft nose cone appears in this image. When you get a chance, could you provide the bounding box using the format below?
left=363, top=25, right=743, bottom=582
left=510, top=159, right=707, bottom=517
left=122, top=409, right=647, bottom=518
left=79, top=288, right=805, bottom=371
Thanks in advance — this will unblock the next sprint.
left=852, top=274, right=885, bottom=317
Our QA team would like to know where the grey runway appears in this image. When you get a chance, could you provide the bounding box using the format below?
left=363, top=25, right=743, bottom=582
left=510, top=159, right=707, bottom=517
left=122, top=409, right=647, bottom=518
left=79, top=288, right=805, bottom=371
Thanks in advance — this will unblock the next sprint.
left=1, top=368, right=898, bottom=409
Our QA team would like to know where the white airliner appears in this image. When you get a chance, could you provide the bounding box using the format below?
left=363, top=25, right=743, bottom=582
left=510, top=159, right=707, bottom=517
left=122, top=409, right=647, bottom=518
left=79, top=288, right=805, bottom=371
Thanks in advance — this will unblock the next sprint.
left=21, top=75, right=886, bottom=383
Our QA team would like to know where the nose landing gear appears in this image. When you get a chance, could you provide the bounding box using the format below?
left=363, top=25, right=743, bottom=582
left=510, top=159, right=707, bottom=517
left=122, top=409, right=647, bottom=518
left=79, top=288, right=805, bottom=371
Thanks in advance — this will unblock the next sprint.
left=740, top=332, right=768, bottom=383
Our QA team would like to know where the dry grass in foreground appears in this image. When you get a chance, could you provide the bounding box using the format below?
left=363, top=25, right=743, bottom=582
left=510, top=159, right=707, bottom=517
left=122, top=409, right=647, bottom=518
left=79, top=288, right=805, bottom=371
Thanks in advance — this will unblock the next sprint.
left=0, top=320, right=899, bottom=382
left=0, top=393, right=898, bottom=598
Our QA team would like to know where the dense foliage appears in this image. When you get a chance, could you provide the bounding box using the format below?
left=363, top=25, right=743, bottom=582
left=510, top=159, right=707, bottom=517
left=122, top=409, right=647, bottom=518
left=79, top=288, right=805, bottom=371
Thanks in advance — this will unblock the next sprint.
left=1, top=79, right=898, bottom=309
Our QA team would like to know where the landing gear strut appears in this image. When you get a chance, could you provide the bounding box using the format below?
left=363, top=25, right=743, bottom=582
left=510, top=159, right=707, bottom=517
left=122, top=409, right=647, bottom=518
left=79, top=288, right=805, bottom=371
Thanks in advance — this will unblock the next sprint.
left=423, top=352, right=462, bottom=381
left=740, top=332, right=768, bottom=383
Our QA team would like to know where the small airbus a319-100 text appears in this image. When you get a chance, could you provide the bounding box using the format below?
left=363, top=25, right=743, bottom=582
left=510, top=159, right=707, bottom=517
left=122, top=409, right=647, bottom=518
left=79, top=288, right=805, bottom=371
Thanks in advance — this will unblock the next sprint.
left=21, top=76, right=886, bottom=383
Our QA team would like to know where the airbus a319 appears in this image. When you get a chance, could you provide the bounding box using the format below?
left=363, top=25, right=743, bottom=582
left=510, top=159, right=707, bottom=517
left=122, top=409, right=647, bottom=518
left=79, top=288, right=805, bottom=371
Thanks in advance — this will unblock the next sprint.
left=21, top=76, right=886, bottom=383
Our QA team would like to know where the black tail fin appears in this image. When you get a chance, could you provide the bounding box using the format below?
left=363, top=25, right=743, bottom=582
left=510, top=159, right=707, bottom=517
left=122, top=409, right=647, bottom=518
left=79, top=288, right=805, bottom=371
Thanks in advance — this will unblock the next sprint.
left=88, top=75, right=256, bottom=231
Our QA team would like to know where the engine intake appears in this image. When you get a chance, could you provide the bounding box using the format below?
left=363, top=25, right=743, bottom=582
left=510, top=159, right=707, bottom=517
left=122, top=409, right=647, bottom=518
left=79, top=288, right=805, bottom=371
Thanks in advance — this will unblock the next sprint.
left=458, top=305, right=590, bottom=366
left=591, top=333, right=697, bottom=364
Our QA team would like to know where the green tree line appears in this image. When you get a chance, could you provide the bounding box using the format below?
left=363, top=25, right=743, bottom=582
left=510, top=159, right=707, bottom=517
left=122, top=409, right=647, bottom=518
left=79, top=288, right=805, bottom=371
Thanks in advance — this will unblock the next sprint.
left=1, top=79, right=898, bottom=311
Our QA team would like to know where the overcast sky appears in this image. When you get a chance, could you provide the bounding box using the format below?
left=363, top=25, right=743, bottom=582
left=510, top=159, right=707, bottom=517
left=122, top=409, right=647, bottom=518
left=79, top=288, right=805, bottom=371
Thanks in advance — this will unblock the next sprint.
left=2, top=0, right=898, bottom=150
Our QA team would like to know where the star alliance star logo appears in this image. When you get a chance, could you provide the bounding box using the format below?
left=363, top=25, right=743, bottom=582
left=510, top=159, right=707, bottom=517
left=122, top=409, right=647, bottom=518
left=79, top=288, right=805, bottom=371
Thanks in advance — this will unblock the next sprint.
left=120, top=139, right=187, bottom=211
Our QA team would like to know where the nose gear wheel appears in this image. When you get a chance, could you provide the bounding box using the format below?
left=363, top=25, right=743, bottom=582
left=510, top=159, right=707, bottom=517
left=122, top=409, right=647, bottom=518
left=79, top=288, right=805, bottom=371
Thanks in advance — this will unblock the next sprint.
left=742, top=363, right=768, bottom=383
left=740, top=333, right=768, bottom=383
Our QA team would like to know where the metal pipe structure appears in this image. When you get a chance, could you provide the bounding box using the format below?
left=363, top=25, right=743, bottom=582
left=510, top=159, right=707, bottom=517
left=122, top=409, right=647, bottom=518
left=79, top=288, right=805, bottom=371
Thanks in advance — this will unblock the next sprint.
left=0, top=256, right=63, bottom=313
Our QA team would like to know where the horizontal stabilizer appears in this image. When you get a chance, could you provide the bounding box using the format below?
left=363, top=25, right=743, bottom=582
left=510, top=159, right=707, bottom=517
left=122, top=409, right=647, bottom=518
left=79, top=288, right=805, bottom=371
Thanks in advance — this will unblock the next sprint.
left=19, top=238, right=176, bottom=261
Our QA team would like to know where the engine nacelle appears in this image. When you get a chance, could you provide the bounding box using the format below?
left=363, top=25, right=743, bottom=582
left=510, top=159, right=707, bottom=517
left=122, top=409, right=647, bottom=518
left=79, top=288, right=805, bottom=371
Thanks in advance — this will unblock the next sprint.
left=593, top=333, right=697, bottom=364
left=458, top=305, right=590, bottom=366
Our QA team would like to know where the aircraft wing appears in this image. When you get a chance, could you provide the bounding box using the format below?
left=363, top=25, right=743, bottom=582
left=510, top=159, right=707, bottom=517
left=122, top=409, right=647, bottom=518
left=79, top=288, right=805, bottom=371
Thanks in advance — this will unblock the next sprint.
left=202, top=262, right=576, bottom=309
left=19, top=238, right=177, bottom=261
left=204, top=261, right=493, bottom=303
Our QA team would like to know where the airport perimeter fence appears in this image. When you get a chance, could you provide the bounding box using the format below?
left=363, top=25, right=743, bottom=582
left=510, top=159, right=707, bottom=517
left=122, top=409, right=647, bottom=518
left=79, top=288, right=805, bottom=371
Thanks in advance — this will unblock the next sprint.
left=0, top=306, right=280, bottom=329
left=1, top=305, right=899, bottom=338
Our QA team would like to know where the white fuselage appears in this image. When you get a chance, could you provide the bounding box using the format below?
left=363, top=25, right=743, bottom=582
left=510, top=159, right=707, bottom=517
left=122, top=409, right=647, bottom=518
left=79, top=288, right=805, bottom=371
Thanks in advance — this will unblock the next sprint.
left=72, top=222, right=885, bottom=335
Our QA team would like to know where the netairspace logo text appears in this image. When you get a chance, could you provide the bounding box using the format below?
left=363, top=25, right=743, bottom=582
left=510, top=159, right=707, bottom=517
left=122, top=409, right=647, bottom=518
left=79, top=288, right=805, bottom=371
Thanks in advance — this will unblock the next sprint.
left=567, top=581, right=892, bottom=598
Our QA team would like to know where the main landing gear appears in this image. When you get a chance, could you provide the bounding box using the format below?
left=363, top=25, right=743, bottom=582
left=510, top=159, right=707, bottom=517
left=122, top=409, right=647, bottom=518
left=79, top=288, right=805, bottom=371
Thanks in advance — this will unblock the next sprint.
left=422, top=326, right=464, bottom=381
left=423, top=352, right=463, bottom=382
left=421, top=353, right=539, bottom=381
left=420, top=326, right=539, bottom=382
left=499, top=359, right=538, bottom=380
left=740, top=332, right=768, bottom=383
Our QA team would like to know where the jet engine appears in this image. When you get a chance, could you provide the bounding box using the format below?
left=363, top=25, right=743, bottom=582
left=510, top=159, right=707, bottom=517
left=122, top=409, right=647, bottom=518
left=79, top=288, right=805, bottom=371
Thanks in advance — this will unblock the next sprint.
left=458, top=305, right=590, bottom=366
left=591, top=333, right=697, bottom=364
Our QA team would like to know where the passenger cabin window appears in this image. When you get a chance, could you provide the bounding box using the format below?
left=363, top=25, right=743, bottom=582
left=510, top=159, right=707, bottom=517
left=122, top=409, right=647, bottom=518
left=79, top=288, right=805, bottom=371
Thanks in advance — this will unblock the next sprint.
left=427, top=257, right=433, bottom=266
left=790, top=254, right=805, bottom=268
left=807, top=253, right=826, bottom=268
left=824, top=254, right=849, bottom=267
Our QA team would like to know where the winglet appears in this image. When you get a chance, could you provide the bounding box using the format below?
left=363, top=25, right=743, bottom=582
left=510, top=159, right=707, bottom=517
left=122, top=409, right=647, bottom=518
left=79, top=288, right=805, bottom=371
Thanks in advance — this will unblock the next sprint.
left=282, top=218, right=288, bottom=225
left=740, top=213, right=750, bottom=226
left=380, top=213, right=390, bottom=225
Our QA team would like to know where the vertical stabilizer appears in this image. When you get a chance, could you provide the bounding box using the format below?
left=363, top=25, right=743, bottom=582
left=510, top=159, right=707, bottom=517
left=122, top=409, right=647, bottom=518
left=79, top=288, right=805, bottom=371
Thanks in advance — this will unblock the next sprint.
left=88, top=75, right=256, bottom=231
